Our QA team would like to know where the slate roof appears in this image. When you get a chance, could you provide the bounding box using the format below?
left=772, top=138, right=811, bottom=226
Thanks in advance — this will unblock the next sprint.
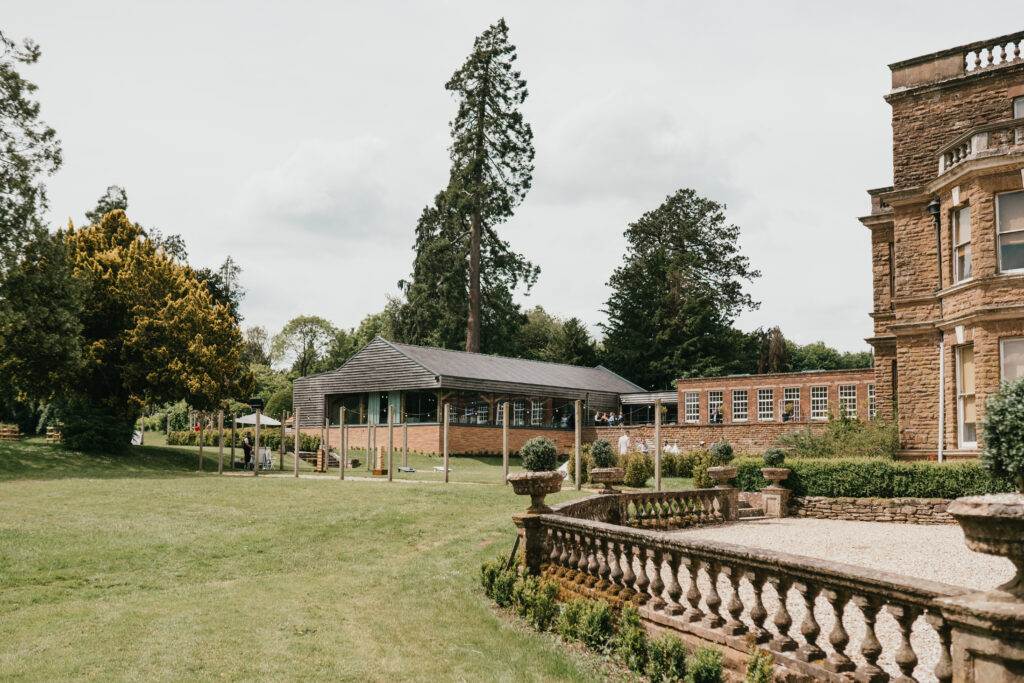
left=380, top=338, right=644, bottom=394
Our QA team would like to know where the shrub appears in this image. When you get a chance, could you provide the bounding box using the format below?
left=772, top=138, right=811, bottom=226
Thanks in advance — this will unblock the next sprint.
left=528, top=582, right=559, bottom=631
left=647, top=632, right=687, bottom=682
left=590, top=438, right=616, bottom=468
left=981, top=377, right=1024, bottom=492
left=511, top=571, right=539, bottom=618
left=733, top=456, right=1015, bottom=498
left=685, top=645, right=724, bottom=683
left=622, top=452, right=655, bottom=488
left=710, top=441, right=734, bottom=465
left=480, top=557, right=502, bottom=599
left=556, top=598, right=587, bottom=641
left=568, top=447, right=592, bottom=485
left=661, top=451, right=678, bottom=478
left=678, top=451, right=700, bottom=477
left=762, top=446, right=786, bottom=468
left=615, top=604, right=649, bottom=673
left=578, top=599, right=615, bottom=651
left=521, top=436, right=557, bottom=471
left=692, top=450, right=716, bottom=489
left=777, top=413, right=898, bottom=460
left=743, top=645, right=774, bottom=683
left=493, top=568, right=516, bottom=608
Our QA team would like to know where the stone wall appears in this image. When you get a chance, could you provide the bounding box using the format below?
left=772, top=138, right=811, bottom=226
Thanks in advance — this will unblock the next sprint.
left=790, top=496, right=954, bottom=524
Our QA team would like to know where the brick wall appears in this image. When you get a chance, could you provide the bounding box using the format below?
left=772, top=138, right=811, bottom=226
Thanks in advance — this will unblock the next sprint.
left=591, top=422, right=828, bottom=454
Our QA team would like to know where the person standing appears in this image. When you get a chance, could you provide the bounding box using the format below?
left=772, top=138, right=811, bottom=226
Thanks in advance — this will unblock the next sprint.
left=617, top=431, right=631, bottom=455
left=242, top=432, right=253, bottom=469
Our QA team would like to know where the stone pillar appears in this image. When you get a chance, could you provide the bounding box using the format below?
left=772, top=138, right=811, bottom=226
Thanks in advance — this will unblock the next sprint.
left=512, top=513, right=546, bottom=576
left=761, top=486, right=790, bottom=518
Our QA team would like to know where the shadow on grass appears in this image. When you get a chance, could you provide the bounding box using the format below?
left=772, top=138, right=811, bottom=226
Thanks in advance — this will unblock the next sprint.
left=0, top=440, right=231, bottom=481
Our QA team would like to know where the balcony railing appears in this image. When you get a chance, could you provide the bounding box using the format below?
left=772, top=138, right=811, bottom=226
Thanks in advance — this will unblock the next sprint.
left=963, top=32, right=1024, bottom=73
left=938, top=118, right=1024, bottom=174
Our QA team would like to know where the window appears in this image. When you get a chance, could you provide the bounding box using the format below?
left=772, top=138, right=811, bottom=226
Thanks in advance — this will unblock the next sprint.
left=513, top=399, right=526, bottom=427
left=1002, top=338, right=1024, bottom=382
left=758, top=388, right=774, bottom=421
left=953, top=205, right=971, bottom=282
left=957, top=345, right=977, bottom=448
left=782, top=387, right=800, bottom=421
left=1015, top=96, right=1024, bottom=119
left=838, top=385, right=857, bottom=418
left=496, top=400, right=506, bottom=425
left=531, top=399, right=543, bottom=426
left=732, top=390, right=748, bottom=422
left=708, top=390, right=723, bottom=423
left=998, top=191, right=1024, bottom=272
left=810, top=386, right=828, bottom=419
left=403, top=390, right=437, bottom=423
left=868, top=384, right=876, bottom=419
left=684, top=392, right=699, bottom=423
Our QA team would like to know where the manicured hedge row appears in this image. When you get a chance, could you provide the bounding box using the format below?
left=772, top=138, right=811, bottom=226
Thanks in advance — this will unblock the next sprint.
left=167, top=429, right=321, bottom=452
left=734, top=457, right=1015, bottom=499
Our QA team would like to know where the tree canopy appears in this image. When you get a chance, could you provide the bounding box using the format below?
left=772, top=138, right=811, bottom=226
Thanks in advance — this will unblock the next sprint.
left=271, top=315, right=337, bottom=377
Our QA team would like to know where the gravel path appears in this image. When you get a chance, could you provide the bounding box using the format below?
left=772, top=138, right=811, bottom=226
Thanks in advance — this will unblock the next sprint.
left=663, top=518, right=1015, bottom=682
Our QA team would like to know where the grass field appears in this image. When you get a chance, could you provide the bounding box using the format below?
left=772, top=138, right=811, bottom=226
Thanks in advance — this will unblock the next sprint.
left=0, top=439, right=687, bottom=681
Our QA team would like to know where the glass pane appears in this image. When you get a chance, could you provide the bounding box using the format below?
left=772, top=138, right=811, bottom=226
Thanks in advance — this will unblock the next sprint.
left=1016, top=97, right=1024, bottom=119
left=958, top=346, right=975, bottom=394
left=956, top=245, right=972, bottom=280
left=1000, top=229, right=1024, bottom=271
left=1003, top=339, right=1024, bottom=381
left=998, top=192, right=1024, bottom=233
left=963, top=395, right=976, bottom=423
left=956, top=206, right=970, bottom=243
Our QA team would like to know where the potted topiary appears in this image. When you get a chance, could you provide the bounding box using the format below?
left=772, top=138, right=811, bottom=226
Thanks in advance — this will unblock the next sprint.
left=588, top=438, right=624, bottom=494
left=507, top=436, right=563, bottom=513
left=761, top=446, right=790, bottom=488
left=949, top=379, right=1024, bottom=599
left=706, top=441, right=738, bottom=488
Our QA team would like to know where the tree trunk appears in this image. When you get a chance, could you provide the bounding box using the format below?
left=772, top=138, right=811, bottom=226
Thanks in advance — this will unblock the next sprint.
left=466, top=209, right=482, bottom=352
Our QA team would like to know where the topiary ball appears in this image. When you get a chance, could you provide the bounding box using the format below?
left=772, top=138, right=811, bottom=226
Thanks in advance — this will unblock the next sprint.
left=520, top=436, right=557, bottom=472
left=711, top=441, right=734, bottom=465
left=590, top=438, right=616, bottom=468
left=762, top=446, right=786, bottom=468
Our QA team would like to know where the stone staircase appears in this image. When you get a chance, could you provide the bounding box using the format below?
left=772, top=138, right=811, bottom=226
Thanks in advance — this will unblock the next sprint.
left=737, top=499, right=767, bottom=521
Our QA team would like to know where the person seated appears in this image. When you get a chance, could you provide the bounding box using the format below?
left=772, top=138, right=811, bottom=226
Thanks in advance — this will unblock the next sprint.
left=711, top=408, right=723, bottom=424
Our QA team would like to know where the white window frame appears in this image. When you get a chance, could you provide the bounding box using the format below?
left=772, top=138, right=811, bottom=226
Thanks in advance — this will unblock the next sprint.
left=838, top=385, right=858, bottom=419
left=732, top=390, right=748, bottom=422
left=513, top=399, right=526, bottom=427
left=495, top=401, right=506, bottom=425
left=1001, top=338, right=1024, bottom=382
left=957, top=345, right=978, bottom=449
left=997, top=191, right=1024, bottom=274
left=1015, top=96, right=1024, bottom=119
left=477, top=403, right=488, bottom=425
left=708, top=390, right=723, bottom=421
left=810, top=386, right=828, bottom=420
left=953, top=204, right=972, bottom=282
left=530, top=399, right=543, bottom=426
left=757, top=388, right=774, bottom=421
left=782, top=387, right=800, bottom=421
left=868, top=384, right=876, bottom=419
left=683, top=392, right=699, bottom=423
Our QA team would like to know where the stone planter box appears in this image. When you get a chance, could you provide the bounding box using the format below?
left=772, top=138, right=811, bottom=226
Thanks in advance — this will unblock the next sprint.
left=761, top=467, right=790, bottom=489
left=949, top=492, right=1024, bottom=599
left=590, top=467, right=625, bottom=494
left=707, top=465, right=738, bottom=488
left=507, top=470, right=564, bottom=513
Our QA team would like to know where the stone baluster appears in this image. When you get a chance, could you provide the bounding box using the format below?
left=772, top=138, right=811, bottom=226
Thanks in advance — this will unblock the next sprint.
left=793, top=581, right=823, bottom=662
left=576, top=535, right=591, bottom=585
left=889, top=604, right=919, bottom=683
left=701, top=561, right=724, bottom=628
left=681, top=557, right=702, bottom=623
left=632, top=544, right=650, bottom=605
left=769, top=576, right=797, bottom=652
left=745, top=569, right=771, bottom=644
left=618, top=542, right=637, bottom=602
left=663, top=551, right=683, bottom=616
left=595, top=538, right=611, bottom=592
left=547, top=531, right=561, bottom=575
left=647, top=549, right=666, bottom=610
left=720, top=564, right=745, bottom=636
left=584, top=535, right=599, bottom=587
left=566, top=533, right=580, bottom=582
left=606, top=540, right=624, bottom=597
left=821, top=588, right=854, bottom=673
left=851, top=595, right=885, bottom=682
left=557, top=531, right=571, bottom=577
left=924, top=611, right=953, bottom=683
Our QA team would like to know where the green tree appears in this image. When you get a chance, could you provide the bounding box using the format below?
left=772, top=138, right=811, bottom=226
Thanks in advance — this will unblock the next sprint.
left=787, top=340, right=873, bottom=371
left=758, top=326, right=790, bottom=374
left=0, top=30, right=62, bottom=271
left=193, top=255, right=244, bottom=323
left=240, top=325, right=271, bottom=367
left=84, top=185, right=127, bottom=225
left=601, top=189, right=760, bottom=389
left=549, top=317, right=598, bottom=367
left=514, top=306, right=563, bottom=360
left=445, top=18, right=535, bottom=352
left=272, top=315, right=337, bottom=377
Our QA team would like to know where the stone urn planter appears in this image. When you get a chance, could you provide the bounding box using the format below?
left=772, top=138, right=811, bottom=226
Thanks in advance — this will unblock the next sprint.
left=707, top=465, right=738, bottom=488
left=507, top=470, right=564, bottom=513
left=949, top=493, right=1024, bottom=599
left=761, top=467, right=791, bottom=489
left=590, top=467, right=625, bottom=494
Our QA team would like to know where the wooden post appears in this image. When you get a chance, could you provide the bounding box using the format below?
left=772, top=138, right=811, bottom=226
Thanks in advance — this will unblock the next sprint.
left=387, top=405, right=394, bottom=481
left=366, top=421, right=372, bottom=471
left=574, top=400, right=582, bottom=491
left=654, top=398, right=662, bottom=492
left=198, top=413, right=204, bottom=472
left=502, top=402, right=510, bottom=484
left=280, top=410, right=286, bottom=471
left=323, top=418, right=329, bottom=473
left=253, top=409, right=260, bottom=477
left=231, top=415, right=236, bottom=463
left=293, top=406, right=300, bottom=478
left=443, top=404, right=450, bottom=484
left=166, top=412, right=170, bottom=436
left=339, top=410, right=346, bottom=480
left=402, top=422, right=408, bottom=468
left=217, top=411, right=224, bottom=475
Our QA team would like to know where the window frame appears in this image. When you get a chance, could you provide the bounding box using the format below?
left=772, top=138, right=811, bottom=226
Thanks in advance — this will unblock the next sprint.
left=838, top=385, right=858, bottom=419
left=757, top=388, right=774, bottom=421
left=1000, top=337, right=1024, bottom=383
left=513, top=399, right=526, bottom=427
left=810, top=386, right=828, bottom=420
left=997, top=191, right=1024, bottom=274
left=707, top=390, right=723, bottom=423
left=731, top=390, right=748, bottom=422
left=868, top=384, right=876, bottom=419
left=782, top=387, right=800, bottom=421
left=530, top=399, right=543, bottom=426
left=957, top=345, right=978, bottom=449
left=1015, top=96, right=1024, bottom=119
left=953, top=204, right=972, bottom=283
left=683, top=391, right=699, bottom=423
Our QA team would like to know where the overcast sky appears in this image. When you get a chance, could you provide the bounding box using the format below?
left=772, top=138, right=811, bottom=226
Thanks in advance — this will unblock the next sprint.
left=7, top=2, right=1019, bottom=352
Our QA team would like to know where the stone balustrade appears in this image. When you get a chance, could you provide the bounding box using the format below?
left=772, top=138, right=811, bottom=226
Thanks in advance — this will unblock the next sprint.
left=963, top=32, right=1024, bottom=73
left=938, top=118, right=1024, bottom=174
left=526, top=512, right=962, bottom=682
left=552, top=488, right=735, bottom=530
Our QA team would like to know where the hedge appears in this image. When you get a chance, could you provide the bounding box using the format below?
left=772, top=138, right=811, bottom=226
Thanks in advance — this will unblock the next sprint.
left=734, top=456, right=1016, bottom=499
left=167, top=429, right=320, bottom=452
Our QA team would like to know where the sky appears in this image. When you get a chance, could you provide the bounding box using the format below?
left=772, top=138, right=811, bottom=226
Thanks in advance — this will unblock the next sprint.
left=7, top=2, right=1020, bottom=352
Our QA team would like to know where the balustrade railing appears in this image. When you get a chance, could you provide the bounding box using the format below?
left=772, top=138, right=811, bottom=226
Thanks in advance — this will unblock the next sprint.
left=963, top=32, right=1024, bottom=73
left=535, top=513, right=964, bottom=682
left=938, top=118, right=1024, bottom=174
left=552, top=489, right=732, bottom=530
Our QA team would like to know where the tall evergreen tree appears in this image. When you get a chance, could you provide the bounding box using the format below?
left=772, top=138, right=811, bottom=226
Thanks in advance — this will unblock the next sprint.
left=445, top=18, right=535, bottom=352
left=84, top=185, right=127, bottom=225
left=601, top=189, right=760, bottom=389
left=550, top=318, right=599, bottom=367
left=758, top=326, right=790, bottom=373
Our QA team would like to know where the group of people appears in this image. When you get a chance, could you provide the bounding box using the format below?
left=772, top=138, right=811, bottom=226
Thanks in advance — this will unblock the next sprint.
left=593, top=412, right=624, bottom=426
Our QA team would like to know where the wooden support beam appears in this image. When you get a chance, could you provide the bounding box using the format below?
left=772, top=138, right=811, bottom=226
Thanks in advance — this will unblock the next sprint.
left=253, top=409, right=261, bottom=477
left=217, top=411, right=224, bottom=475
left=502, top=402, right=509, bottom=484
left=574, top=400, right=582, bottom=491
left=293, top=407, right=300, bottom=478
left=443, top=404, right=450, bottom=484
left=387, top=405, right=394, bottom=482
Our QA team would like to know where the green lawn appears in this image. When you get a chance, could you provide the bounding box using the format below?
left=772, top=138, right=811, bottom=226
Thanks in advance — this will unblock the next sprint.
left=0, top=440, right=650, bottom=681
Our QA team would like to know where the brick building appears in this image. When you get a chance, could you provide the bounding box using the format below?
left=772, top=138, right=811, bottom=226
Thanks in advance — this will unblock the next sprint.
left=861, top=31, right=1024, bottom=459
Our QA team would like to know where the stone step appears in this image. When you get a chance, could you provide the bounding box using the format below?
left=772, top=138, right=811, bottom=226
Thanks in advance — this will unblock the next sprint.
left=738, top=507, right=765, bottom=519
left=740, top=515, right=769, bottom=522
